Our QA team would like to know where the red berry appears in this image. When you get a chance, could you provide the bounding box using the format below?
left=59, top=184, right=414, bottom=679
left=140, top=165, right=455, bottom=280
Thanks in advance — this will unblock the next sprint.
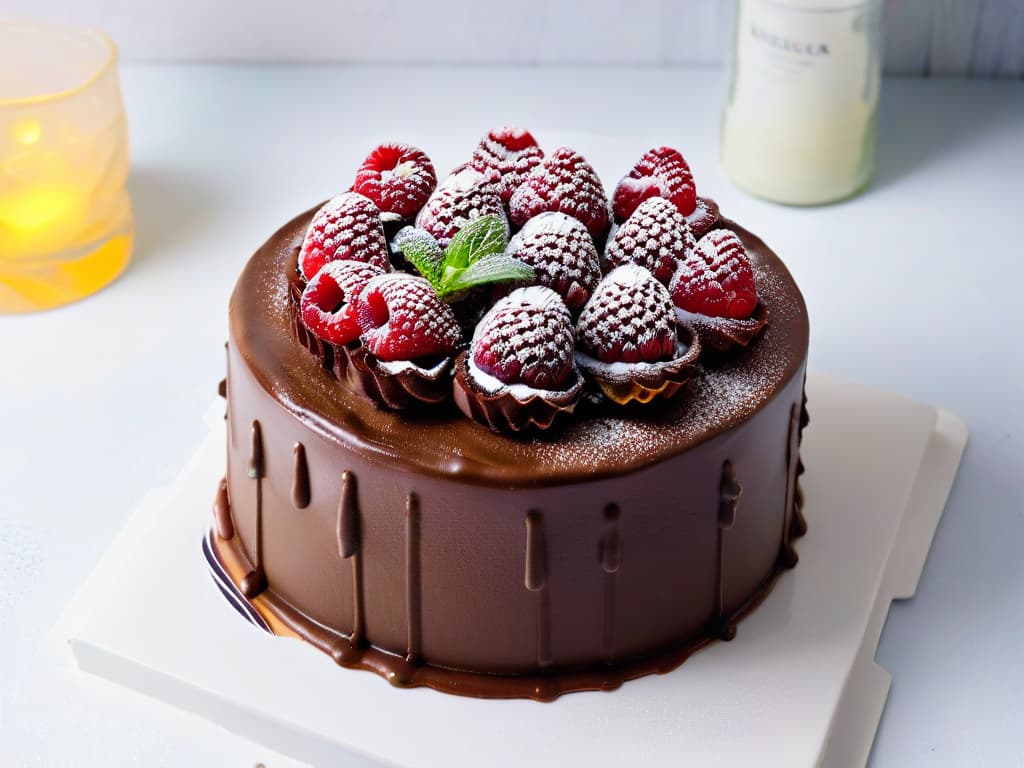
left=604, top=196, right=695, bottom=285
left=415, top=166, right=507, bottom=248
left=470, top=126, right=544, bottom=204
left=505, top=212, right=601, bottom=312
left=300, top=261, right=385, bottom=345
left=509, top=147, right=610, bottom=240
left=472, top=286, right=576, bottom=390
left=612, top=146, right=697, bottom=223
left=299, top=192, right=390, bottom=280
left=354, top=273, right=461, bottom=361
left=670, top=229, right=758, bottom=319
left=353, top=143, right=437, bottom=221
left=577, top=264, right=678, bottom=364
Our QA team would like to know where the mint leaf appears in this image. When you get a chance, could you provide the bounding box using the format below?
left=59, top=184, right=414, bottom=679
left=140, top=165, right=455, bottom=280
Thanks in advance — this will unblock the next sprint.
left=394, top=227, right=444, bottom=287
left=440, top=253, right=535, bottom=296
left=442, top=214, right=507, bottom=270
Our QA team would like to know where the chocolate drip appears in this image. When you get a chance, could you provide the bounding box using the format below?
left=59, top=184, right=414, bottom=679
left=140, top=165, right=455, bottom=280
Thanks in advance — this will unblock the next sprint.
left=337, top=470, right=359, bottom=559
left=223, top=342, right=231, bottom=434
left=405, top=493, right=422, bottom=663
left=525, top=511, right=552, bottom=668
left=791, top=459, right=808, bottom=538
left=792, top=380, right=810, bottom=538
left=715, top=461, right=741, bottom=640
left=242, top=420, right=267, bottom=598
left=247, top=421, right=264, bottom=479
left=213, top=477, right=234, bottom=540
left=241, top=567, right=267, bottom=599
left=524, top=510, right=547, bottom=591
left=719, top=461, right=741, bottom=529
left=599, top=504, right=622, bottom=661
left=599, top=504, right=622, bottom=574
left=291, top=443, right=311, bottom=509
left=779, top=403, right=802, bottom=569
left=336, top=470, right=365, bottom=645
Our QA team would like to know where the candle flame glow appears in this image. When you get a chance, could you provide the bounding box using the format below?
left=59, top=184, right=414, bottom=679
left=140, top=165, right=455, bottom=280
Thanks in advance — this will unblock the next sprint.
left=0, top=185, right=83, bottom=233
left=12, top=119, right=42, bottom=146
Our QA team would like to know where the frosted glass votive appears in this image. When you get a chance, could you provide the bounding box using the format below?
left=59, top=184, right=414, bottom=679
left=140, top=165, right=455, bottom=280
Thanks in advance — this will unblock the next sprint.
left=0, top=20, right=133, bottom=313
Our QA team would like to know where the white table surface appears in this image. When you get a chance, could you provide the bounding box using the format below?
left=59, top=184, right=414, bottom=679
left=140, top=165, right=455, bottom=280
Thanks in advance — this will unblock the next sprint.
left=1, top=65, right=1021, bottom=767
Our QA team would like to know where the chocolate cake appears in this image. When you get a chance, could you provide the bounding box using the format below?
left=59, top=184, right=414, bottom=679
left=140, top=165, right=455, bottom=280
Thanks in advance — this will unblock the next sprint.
left=211, top=129, right=810, bottom=700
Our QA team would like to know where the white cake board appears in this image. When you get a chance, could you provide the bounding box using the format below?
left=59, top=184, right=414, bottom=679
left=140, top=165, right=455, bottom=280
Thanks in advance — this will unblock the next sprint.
left=61, top=372, right=966, bottom=768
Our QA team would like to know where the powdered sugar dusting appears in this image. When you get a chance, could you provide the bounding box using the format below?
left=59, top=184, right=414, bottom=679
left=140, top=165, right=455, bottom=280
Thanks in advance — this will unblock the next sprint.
left=299, top=192, right=390, bottom=279
left=468, top=356, right=572, bottom=400
left=470, top=127, right=545, bottom=203
left=612, top=146, right=697, bottom=222
left=472, top=286, right=577, bottom=390
left=415, top=166, right=507, bottom=248
left=473, top=227, right=805, bottom=475
left=577, top=264, right=677, bottom=363
left=263, top=192, right=805, bottom=485
left=359, top=273, right=461, bottom=359
left=353, top=143, right=436, bottom=220
left=506, top=212, right=601, bottom=311
left=671, top=228, right=758, bottom=318
left=508, top=147, right=610, bottom=238
left=441, top=166, right=486, bottom=193
left=604, top=196, right=694, bottom=285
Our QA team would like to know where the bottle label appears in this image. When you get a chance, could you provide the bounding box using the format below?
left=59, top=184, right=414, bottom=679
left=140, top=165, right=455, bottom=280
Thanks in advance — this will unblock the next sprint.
left=733, top=0, right=879, bottom=111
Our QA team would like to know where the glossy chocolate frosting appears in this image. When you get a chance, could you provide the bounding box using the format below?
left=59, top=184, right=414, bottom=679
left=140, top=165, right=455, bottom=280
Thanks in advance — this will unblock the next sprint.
left=215, top=203, right=810, bottom=699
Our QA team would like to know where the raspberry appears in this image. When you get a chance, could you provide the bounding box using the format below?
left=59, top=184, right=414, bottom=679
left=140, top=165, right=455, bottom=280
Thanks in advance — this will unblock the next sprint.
left=505, top=212, right=601, bottom=312
left=577, top=264, right=678, bottom=364
left=670, top=229, right=758, bottom=319
left=469, top=126, right=545, bottom=204
left=353, top=142, right=437, bottom=221
left=612, top=146, right=697, bottom=223
left=300, top=260, right=385, bottom=345
left=509, top=147, right=610, bottom=240
left=415, top=166, right=507, bottom=248
left=472, top=286, right=576, bottom=390
left=299, top=192, right=390, bottom=280
left=604, top=196, right=695, bottom=285
left=354, top=273, right=461, bottom=361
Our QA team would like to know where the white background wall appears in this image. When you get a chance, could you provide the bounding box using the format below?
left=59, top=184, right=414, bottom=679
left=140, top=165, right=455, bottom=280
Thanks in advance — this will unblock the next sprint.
left=4, top=0, right=1023, bottom=76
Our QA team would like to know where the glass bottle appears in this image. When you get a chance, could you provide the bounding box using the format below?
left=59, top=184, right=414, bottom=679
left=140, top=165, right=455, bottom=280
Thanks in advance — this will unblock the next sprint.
left=720, top=0, right=882, bottom=205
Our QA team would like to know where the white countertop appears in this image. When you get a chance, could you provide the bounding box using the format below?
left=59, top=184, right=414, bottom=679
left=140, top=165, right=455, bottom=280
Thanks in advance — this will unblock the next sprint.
left=1, top=65, right=1022, bottom=767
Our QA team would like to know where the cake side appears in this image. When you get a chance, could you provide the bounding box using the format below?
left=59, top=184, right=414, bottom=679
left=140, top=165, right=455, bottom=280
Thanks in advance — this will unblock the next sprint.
left=218, top=346, right=806, bottom=696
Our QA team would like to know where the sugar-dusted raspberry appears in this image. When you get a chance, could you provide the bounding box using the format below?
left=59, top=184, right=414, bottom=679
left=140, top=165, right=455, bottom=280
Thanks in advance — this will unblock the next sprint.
left=670, top=229, right=758, bottom=319
left=299, top=192, right=390, bottom=280
left=577, top=264, right=678, bottom=364
left=470, top=126, right=545, bottom=204
left=505, top=212, right=601, bottom=312
left=508, top=147, right=610, bottom=240
left=472, top=286, right=576, bottom=390
left=415, top=165, right=507, bottom=248
left=612, top=146, right=697, bottom=223
left=354, top=273, right=461, bottom=361
left=604, top=196, right=695, bottom=285
left=300, top=260, right=385, bottom=345
left=353, top=142, right=437, bottom=221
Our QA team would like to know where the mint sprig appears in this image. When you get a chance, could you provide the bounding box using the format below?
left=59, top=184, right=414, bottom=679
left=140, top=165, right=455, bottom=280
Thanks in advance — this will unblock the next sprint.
left=393, top=227, right=443, bottom=286
left=395, top=215, right=534, bottom=300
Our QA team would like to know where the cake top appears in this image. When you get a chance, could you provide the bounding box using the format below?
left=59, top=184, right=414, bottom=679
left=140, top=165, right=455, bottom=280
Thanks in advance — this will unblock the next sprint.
left=232, top=128, right=808, bottom=485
